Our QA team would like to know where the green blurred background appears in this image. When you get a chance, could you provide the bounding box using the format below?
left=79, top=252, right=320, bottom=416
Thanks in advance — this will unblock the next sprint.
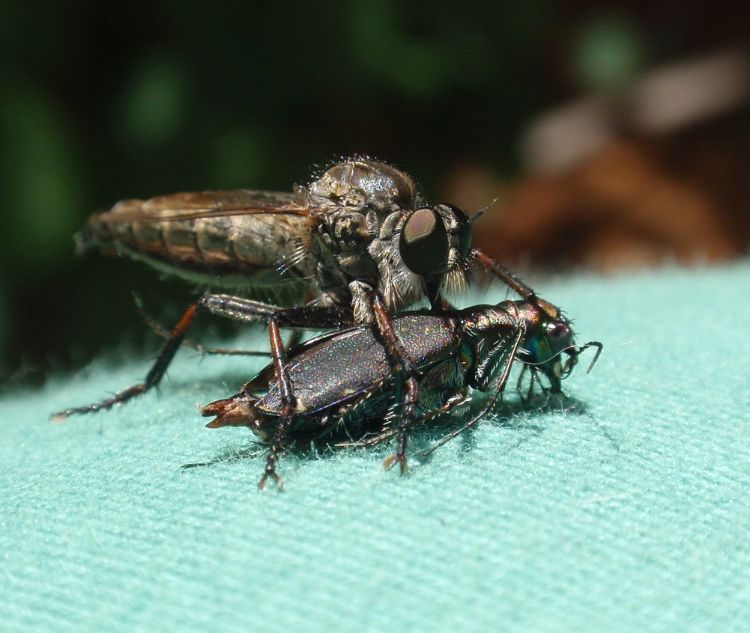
left=1, top=1, right=748, bottom=383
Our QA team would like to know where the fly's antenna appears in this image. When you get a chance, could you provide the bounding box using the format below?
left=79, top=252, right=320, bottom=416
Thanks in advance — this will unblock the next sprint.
left=469, top=197, right=499, bottom=224
left=519, top=340, right=603, bottom=373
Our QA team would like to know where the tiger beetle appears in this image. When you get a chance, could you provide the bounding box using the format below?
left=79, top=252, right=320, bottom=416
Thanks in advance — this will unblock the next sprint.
left=200, top=294, right=602, bottom=489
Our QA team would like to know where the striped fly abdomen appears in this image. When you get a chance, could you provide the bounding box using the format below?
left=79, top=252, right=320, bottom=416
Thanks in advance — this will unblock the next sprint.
left=78, top=190, right=315, bottom=290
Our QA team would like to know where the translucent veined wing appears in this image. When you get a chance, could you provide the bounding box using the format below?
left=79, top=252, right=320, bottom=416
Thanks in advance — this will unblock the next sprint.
left=79, top=189, right=316, bottom=291
left=89, top=189, right=311, bottom=225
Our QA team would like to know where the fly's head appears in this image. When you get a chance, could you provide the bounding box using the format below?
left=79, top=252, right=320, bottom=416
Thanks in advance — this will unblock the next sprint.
left=517, top=298, right=602, bottom=393
left=308, top=159, right=479, bottom=313
left=397, top=203, right=473, bottom=304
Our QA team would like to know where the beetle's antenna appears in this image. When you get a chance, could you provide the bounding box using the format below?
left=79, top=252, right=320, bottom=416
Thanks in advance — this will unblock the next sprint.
left=519, top=340, right=603, bottom=373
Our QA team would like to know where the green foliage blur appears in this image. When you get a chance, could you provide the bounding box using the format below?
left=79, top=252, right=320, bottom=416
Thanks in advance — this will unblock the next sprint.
left=0, top=0, right=726, bottom=381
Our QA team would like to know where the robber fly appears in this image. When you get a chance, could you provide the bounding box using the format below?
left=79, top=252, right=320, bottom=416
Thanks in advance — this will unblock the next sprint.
left=199, top=296, right=602, bottom=488
left=54, top=158, right=539, bottom=425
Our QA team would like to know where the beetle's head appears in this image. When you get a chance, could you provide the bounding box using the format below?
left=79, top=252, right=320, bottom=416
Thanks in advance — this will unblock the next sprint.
left=516, top=298, right=602, bottom=393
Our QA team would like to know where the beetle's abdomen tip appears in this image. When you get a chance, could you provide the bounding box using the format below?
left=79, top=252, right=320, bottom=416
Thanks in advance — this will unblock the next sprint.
left=202, top=394, right=259, bottom=428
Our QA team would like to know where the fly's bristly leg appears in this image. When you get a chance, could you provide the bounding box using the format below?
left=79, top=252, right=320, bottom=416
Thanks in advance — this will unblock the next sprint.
left=135, top=296, right=273, bottom=358
left=471, top=249, right=536, bottom=300
left=258, top=319, right=295, bottom=491
left=52, top=303, right=202, bottom=420
left=199, top=295, right=353, bottom=329
left=53, top=294, right=354, bottom=421
left=370, top=293, right=419, bottom=475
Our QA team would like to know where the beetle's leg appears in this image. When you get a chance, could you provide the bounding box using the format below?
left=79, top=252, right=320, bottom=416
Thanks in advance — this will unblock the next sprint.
left=471, top=249, right=536, bottom=300
left=368, top=293, right=419, bottom=475
left=53, top=295, right=354, bottom=420
left=516, top=365, right=540, bottom=404
left=516, top=364, right=527, bottom=400
left=526, top=368, right=539, bottom=402
left=180, top=446, right=267, bottom=470
left=339, top=387, right=469, bottom=449
left=257, top=319, right=295, bottom=491
left=420, top=323, right=526, bottom=458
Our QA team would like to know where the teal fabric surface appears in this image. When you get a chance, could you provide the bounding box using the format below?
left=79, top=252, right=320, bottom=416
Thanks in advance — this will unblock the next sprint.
left=2, top=263, right=749, bottom=632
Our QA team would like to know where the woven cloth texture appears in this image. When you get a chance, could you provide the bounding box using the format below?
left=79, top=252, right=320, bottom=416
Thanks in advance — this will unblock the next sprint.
left=2, top=263, right=749, bottom=632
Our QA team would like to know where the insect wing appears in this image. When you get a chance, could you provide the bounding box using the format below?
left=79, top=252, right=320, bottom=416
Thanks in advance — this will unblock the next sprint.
left=79, top=189, right=315, bottom=285
left=88, top=189, right=309, bottom=224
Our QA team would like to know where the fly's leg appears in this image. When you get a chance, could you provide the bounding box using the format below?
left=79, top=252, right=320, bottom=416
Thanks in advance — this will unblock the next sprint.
left=141, top=294, right=309, bottom=357
left=52, top=303, right=203, bottom=420
left=283, top=329, right=303, bottom=352
left=258, top=319, right=295, bottom=491
left=471, top=249, right=536, bottom=300
left=135, top=296, right=272, bottom=357
left=368, top=293, right=419, bottom=475
left=200, top=295, right=353, bottom=329
left=53, top=295, right=353, bottom=420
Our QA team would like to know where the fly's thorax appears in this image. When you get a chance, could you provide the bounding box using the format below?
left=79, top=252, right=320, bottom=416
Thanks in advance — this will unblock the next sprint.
left=305, top=160, right=421, bottom=312
left=310, top=207, right=381, bottom=305
left=310, top=206, right=424, bottom=314
left=307, top=159, right=417, bottom=211
left=305, top=160, right=475, bottom=314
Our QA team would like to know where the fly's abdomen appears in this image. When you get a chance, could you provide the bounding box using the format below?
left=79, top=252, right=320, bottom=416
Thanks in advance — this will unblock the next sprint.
left=77, top=192, right=314, bottom=288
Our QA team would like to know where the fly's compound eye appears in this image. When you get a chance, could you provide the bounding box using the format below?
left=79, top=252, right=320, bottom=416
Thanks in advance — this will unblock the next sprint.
left=399, top=207, right=449, bottom=276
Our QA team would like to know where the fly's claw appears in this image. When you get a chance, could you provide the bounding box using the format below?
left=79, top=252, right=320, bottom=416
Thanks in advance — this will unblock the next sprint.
left=383, top=453, right=409, bottom=475
left=258, top=471, right=284, bottom=491
left=51, top=411, right=70, bottom=423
